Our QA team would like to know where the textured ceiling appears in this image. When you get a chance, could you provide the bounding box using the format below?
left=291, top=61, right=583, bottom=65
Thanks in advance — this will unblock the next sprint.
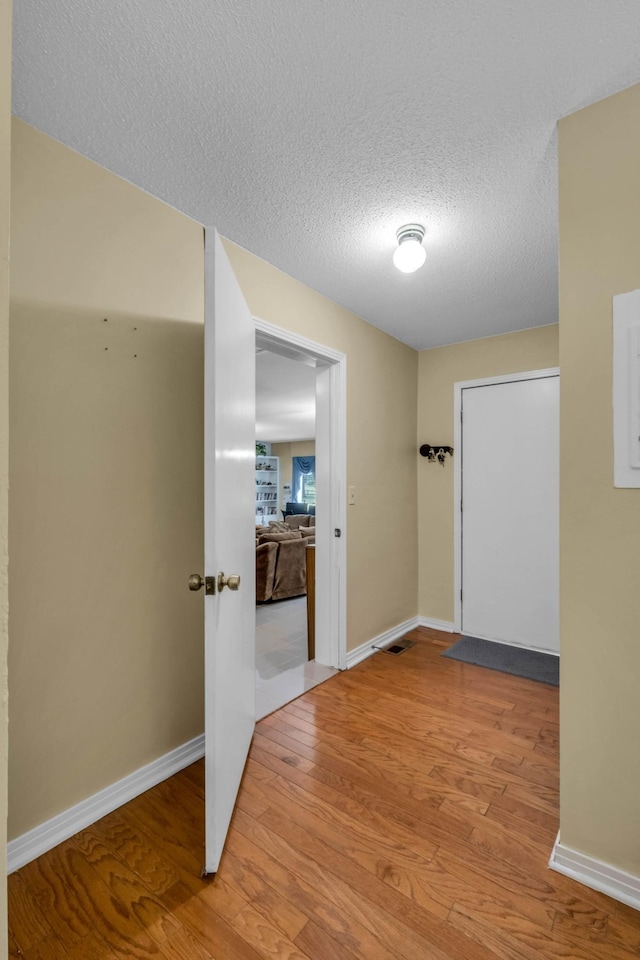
left=11, top=1, right=640, bottom=349
left=256, top=350, right=316, bottom=443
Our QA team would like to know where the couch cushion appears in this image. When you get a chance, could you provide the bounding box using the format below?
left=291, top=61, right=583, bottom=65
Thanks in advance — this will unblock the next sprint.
left=257, top=531, right=303, bottom=545
left=300, top=526, right=316, bottom=538
left=272, top=536, right=308, bottom=600
left=255, top=540, right=278, bottom=602
left=285, top=514, right=311, bottom=529
left=268, top=521, right=290, bottom=532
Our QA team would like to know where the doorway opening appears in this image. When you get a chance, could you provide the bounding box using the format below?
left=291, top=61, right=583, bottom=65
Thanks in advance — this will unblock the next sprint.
left=253, top=318, right=346, bottom=718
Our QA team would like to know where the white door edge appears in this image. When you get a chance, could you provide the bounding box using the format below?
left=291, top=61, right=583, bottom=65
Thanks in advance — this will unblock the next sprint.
left=254, top=316, right=347, bottom=671
left=453, top=367, right=560, bottom=634
left=203, top=229, right=256, bottom=874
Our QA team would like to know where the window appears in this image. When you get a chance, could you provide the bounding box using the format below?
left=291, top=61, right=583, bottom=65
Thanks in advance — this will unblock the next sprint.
left=292, top=456, right=315, bottom=506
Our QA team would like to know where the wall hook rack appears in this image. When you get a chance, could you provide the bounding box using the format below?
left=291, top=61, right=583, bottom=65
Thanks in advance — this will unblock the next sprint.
left=419, top=443, right=453, bottom=466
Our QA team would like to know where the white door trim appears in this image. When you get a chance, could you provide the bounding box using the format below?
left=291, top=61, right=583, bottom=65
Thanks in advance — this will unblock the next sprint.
left=453, top=367, right=560, bottom=634
left=254, top=317, right=347, bottom=670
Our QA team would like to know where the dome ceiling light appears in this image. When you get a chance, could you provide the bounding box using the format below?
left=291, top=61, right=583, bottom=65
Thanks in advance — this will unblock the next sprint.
left=393, top=223, right=426, bottom=274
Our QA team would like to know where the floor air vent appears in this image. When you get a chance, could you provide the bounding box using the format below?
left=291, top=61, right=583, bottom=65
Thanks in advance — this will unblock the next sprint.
left=374, top=638, right=416, bottom=656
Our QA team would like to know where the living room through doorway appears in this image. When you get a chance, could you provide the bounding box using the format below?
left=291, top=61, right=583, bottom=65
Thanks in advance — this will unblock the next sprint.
left=254, top=342, right=337, bottom=718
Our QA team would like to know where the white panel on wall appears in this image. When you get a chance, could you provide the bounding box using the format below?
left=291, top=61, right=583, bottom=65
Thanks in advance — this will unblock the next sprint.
left=613, top=290, right=640, bottom=488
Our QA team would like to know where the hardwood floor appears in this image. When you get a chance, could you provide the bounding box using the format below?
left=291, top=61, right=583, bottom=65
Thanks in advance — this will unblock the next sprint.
left=9, top=627, right=640, bottom=959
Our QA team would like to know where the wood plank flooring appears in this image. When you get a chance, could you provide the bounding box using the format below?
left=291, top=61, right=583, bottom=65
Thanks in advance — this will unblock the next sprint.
left=9, top=627, right=640, bottom=959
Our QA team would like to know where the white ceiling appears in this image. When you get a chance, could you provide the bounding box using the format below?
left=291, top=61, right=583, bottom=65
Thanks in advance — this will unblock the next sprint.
left=256, top=350, right=316, bottom=443
left=11, top=1, right=640, bottom=349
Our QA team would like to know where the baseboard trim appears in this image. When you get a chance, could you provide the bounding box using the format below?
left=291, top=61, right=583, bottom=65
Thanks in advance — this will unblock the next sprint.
left=549, top=832, right=640, bottom=911
left=418, top=616, right=455, bottom=633
left=7, top=733, right=205, bottom=874
left=346, top=617, right=421, bottom=669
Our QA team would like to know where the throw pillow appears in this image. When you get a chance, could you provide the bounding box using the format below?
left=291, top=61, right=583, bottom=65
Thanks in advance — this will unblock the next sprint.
left=285, top=514, right=311, bottom=529
left=257, top=531, right=303, bottom=545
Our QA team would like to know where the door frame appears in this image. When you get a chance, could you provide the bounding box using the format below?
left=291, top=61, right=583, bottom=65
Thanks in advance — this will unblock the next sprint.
left=453, top=367, right=560, bottom=634
left=255, top=316, right=347, bottom=670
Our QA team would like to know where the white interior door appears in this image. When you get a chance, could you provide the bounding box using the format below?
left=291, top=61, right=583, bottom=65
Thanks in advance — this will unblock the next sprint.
left=460, top=373, right=559, bottom=653
left=203, top=230, right=255, bottom=873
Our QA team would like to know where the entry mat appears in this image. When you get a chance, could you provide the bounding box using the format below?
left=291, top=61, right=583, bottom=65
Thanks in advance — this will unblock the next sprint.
left=441, top=635, right=559, bottom=686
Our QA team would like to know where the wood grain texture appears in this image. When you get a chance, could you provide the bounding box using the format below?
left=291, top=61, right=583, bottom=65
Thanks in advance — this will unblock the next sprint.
left=9, top=628, right=640, bottom=959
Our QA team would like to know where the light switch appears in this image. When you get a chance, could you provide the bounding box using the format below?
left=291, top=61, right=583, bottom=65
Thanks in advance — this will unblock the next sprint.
left=348, top=485, right=356, bottom=505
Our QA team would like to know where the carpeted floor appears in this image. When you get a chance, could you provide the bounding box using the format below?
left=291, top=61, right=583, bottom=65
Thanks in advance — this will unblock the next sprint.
left=442, top=634, right=559, bottom=685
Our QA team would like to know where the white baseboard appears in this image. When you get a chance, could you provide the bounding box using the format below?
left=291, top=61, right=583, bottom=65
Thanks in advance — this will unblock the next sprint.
left=346, top=617, right=421, bottom=669
left=549, top=832, right=640, bottom=911
left=7, top=733, right=205, bottom=874
left=418, top=616, right=455, bottom=633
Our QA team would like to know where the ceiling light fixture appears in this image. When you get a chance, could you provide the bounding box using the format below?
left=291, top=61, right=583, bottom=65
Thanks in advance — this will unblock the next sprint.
left=393, top=223, right=426, bottom=274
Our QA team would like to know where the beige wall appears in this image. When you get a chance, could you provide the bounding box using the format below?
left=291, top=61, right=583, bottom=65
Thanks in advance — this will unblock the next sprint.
left=559, top=84, right=640, bottom=873
left=9, top=122, right=418, bottom=840
left=226, top=242, right=419, bottom=651
left=1, top=0, right=11, bottom=949
left=9, top=120, right=205, bottom=838
left=271, top=440, right=316, bottom=506
left=417, top=325, right=559, bottom=622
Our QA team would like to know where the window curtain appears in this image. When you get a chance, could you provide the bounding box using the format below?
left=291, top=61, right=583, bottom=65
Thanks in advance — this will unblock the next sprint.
left=292, top=456, right=316, bottom=504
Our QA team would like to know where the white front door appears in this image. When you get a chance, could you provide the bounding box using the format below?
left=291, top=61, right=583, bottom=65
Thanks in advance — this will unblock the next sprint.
left=203, top=230, right=255, bottom=874
left=460, top=372, right=559, bottom=654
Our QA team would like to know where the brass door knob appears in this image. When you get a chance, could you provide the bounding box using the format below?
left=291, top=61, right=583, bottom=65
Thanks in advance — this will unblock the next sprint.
left=188, top=574, right=216, bottom=595
left=218, top=572, right=241, bottom=592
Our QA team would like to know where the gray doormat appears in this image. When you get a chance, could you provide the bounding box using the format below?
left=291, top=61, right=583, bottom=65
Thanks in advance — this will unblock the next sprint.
left=441, top=635, right=559, bottom=686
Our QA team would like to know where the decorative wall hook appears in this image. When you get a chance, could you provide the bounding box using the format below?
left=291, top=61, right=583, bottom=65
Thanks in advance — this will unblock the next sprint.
left=419, top=443, right=453, bottom=466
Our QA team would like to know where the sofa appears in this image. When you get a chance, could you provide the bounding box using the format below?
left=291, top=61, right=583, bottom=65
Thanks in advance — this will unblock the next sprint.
left=256, top=519, right=315, bottom=602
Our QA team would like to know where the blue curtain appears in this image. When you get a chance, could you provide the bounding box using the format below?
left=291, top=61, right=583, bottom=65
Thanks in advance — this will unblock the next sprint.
left=292, top=456, right=315, bottom=504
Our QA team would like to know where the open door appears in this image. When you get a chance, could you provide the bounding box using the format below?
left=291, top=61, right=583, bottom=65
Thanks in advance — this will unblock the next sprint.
left=198, top=230, right=256, bottom=874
